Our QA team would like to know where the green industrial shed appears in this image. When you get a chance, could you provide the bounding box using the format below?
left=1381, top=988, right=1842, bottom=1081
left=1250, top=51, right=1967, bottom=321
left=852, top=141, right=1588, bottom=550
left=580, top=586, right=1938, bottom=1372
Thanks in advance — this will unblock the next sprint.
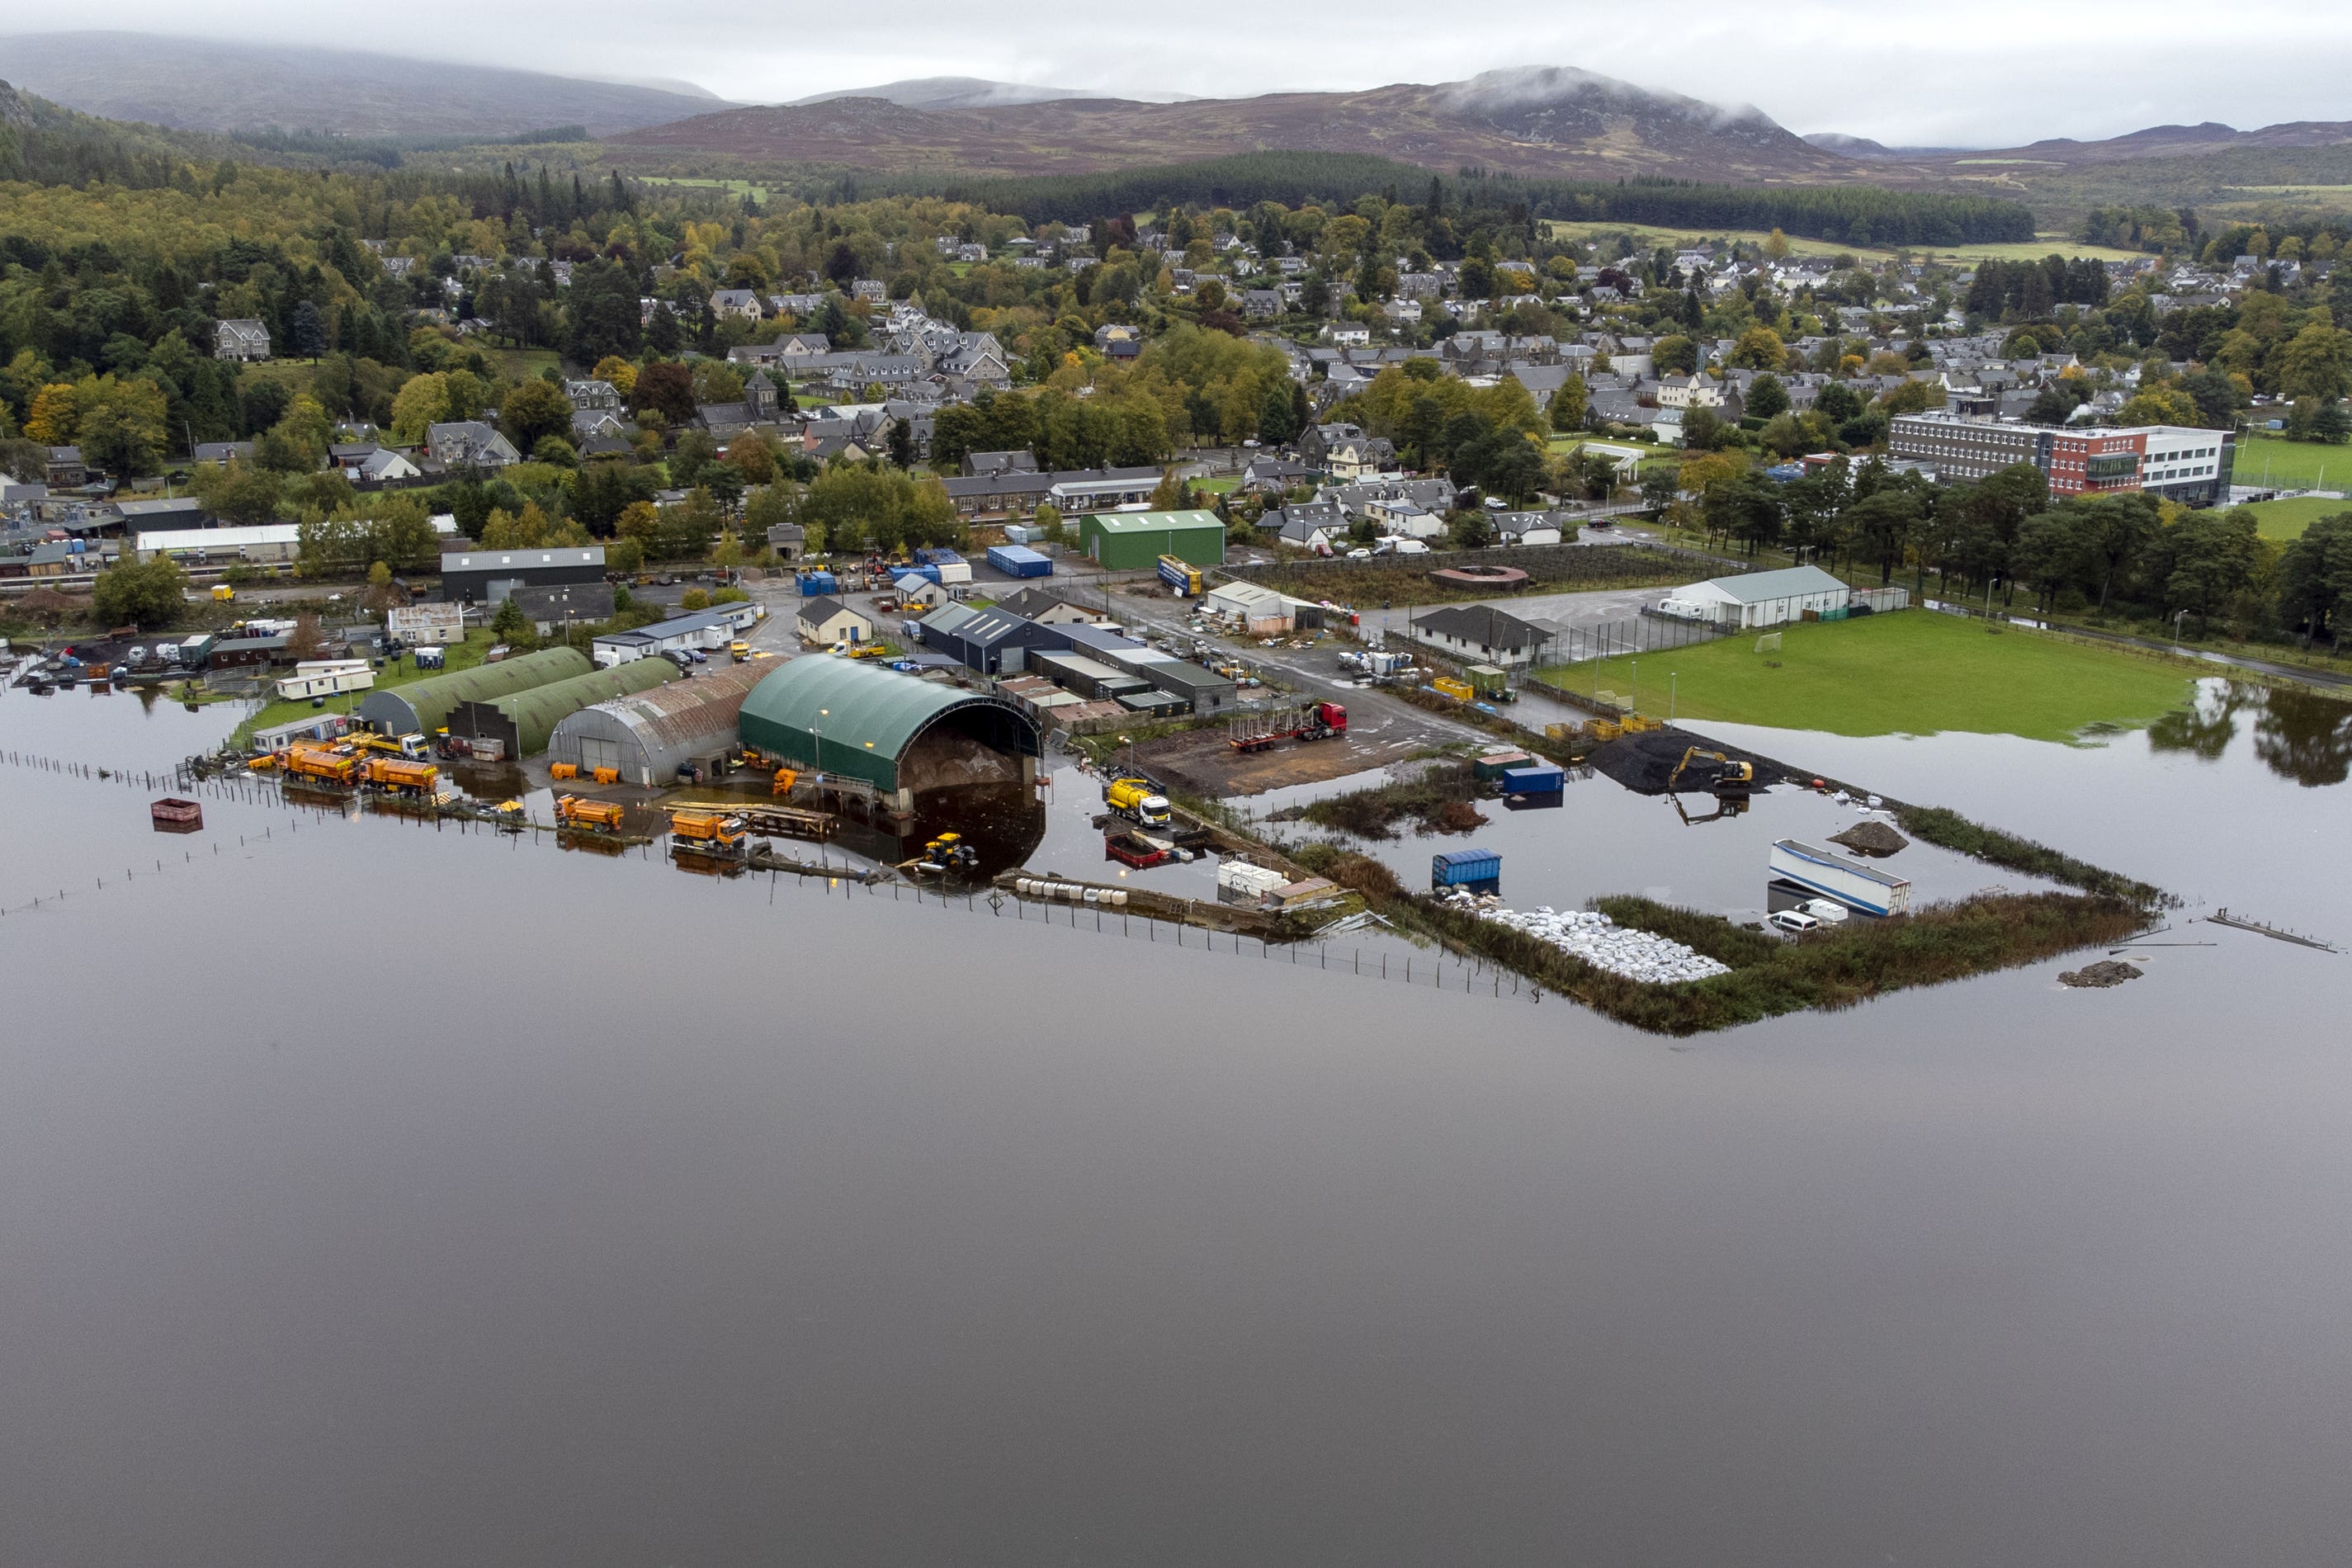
left=447, top=659, right=677, bottom=759
left=356, top=646, right=592, bottom=735
left=738, top=656, right=1041, bottom=812
left=1078, top=508, right=1226, bottom=570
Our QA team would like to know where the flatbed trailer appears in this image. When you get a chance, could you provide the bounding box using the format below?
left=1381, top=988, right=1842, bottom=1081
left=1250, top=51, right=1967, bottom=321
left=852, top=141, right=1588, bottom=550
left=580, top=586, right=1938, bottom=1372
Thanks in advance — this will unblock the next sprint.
left=668, top=799, right=836, bottom=842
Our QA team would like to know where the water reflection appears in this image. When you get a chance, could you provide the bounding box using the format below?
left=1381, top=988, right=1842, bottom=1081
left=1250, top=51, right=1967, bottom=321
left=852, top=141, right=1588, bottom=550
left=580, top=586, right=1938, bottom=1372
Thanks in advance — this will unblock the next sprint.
left=2255, top=686, right=2352, bottom=787
left=2147, top=680, right=2352, bottom=786
left=2147, top=683, right=2246, bottom=762
left=828, top=782, right=1046, bottom=879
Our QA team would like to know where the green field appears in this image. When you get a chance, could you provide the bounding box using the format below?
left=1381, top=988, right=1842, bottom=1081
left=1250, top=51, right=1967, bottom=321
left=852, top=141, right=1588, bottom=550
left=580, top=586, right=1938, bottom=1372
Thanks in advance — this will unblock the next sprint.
left=1550, top=436, right=1679, bottom=470
left=232, top=628, right=497, bottom=745
left=2242, top=494, right=2348, bottom=541
left=1540, top=220, right=2141, bottom=267
left=632, top=175, right=770, bottom=203
left=1547, top=610, right=2196, bottom=743
left=2232, top=433, right=2351, bottom=493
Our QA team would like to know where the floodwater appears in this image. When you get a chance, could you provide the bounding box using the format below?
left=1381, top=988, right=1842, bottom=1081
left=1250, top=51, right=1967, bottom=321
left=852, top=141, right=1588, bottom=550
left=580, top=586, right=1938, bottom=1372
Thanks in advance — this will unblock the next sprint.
left=4, top=677, right=2352, bottom=1565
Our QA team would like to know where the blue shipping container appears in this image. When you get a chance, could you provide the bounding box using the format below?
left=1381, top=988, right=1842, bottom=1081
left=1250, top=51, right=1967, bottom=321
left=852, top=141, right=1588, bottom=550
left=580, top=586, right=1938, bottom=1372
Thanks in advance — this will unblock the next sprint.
left=1500, top=764, right=1565, bottom=795
left=892, top=564, right=943, bottom=586
left=797, top=571, right=837, bottom=597
left=987, top=545, right=1053, bottom=579
left=1433, top=848, right=1502, bottom=888
left=916, top=547, right=965, bottom=567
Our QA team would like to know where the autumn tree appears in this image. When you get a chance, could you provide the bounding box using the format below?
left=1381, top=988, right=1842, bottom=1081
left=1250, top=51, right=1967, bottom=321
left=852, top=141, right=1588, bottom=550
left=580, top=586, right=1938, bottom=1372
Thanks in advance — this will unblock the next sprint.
left=499, top=377, right=574, bottom=454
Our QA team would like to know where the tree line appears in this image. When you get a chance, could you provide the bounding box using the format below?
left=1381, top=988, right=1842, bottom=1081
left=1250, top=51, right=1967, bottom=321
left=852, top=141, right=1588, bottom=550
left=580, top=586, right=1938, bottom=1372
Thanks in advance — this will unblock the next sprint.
left=1665, top=454, right=2350, bottom=649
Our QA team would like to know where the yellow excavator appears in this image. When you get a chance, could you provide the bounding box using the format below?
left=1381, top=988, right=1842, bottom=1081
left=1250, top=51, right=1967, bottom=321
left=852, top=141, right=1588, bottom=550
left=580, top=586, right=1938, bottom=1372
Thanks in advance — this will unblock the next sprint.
left=1665, top=746, right=1755, bottom=797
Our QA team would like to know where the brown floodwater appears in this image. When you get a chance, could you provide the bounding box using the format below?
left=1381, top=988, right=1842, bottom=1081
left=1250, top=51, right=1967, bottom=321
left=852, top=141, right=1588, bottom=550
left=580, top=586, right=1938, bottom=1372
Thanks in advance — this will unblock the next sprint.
left=2, top=678, right=2350, bottom=1565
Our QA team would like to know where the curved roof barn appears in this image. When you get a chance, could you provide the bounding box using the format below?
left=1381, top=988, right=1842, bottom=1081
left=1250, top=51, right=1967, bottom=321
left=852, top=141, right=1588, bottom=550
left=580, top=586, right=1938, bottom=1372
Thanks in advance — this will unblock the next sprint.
left=737, top=655, right=1040, bottom=800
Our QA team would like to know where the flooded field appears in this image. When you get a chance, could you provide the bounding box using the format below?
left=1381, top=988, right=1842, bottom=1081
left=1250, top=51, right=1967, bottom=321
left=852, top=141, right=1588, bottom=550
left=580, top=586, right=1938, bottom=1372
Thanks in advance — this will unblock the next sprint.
left=5, top=676, right=2352, bottom=1562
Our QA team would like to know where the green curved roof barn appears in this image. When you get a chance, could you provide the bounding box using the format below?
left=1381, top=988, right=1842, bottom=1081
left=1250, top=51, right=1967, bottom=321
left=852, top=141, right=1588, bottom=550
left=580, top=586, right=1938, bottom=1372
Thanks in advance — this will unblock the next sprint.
left=356, top=646, right=592, bottom=735
left=464, top=659, right=678, bottom=758
left=737, top=655, right=1040, bottom=795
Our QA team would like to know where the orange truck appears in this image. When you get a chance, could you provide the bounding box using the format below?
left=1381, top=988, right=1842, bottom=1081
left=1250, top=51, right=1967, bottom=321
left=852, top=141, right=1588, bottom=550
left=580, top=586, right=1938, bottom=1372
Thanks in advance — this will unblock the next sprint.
left=362, top=758, right=440, bottom=795
left=555, top=795, right=626, bottom=831
left=665, top=808, right=745, bottom=852
left=279, top=745, right=361, bottom=785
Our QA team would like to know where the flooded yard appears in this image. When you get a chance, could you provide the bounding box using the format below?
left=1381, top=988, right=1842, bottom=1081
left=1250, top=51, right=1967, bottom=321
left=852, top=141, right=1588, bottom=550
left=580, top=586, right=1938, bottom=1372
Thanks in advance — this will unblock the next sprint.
left=4, top=674, right=2351, bottom=1563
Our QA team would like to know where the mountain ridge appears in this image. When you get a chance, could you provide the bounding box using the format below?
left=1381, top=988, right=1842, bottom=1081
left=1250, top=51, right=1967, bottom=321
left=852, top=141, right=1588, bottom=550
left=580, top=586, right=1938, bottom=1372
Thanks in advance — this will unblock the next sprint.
left=614, top=67, right=1860, bottom=183
left=0, top=32, right=736, bottom=138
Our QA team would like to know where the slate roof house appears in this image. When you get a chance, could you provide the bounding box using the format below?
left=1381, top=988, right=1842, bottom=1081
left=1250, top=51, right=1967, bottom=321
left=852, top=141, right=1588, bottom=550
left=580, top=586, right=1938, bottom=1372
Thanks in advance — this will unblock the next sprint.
left=427, top=422, right=521, bottom=469
left=215, top=319, right=272, bottom=361
left=1409, top=604, right=1549, bottom=667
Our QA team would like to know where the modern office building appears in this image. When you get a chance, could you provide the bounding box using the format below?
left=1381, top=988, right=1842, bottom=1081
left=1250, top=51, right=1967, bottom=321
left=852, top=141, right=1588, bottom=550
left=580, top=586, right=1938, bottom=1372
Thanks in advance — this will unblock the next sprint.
left=1890, top=414, right=2233, bottom=505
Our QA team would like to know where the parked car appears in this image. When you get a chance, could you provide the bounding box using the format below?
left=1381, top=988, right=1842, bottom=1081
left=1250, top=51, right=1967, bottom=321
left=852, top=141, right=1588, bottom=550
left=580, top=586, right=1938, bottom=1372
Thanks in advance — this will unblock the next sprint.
left=1768, top=909, right=1822, bottom=935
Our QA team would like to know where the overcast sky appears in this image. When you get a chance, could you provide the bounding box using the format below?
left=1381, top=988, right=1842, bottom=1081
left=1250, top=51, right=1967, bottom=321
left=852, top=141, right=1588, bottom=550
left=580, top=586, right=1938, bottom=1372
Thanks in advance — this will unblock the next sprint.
left=19, top=3, right=2352, bottom=146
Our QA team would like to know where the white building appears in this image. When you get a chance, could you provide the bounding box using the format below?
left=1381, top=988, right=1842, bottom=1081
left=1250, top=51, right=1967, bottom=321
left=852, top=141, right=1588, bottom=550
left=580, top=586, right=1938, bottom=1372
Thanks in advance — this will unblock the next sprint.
left=1202, top=580, right=1290, bottom=627
left=275, top=660, right=375, bottom=700
left=1657, top=564, right=1854, bottom=629
left=591, top=604, right=762, bottom=667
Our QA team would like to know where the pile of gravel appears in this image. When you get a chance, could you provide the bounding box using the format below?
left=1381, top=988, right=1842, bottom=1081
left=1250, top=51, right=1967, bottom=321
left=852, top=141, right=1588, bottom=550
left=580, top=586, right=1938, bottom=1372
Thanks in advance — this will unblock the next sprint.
left=1440, top=892, right=1732, bottom=984
left=2059, top=960, right=2142, bottom=988
left=1829, top=820, right=1910, bottom=857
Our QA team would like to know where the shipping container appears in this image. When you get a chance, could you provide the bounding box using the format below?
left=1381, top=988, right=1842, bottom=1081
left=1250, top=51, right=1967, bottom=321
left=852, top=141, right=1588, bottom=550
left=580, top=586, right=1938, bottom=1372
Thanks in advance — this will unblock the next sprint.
left=1432, top=847, right=1502, bottom=891
left=1472, top=749, right=1534, bottom=781
left=1500, top=764, right=1566, bottom=796
left=796, top=570, right=838, bottom=596
left=987, top=544, right=1054, bottom=579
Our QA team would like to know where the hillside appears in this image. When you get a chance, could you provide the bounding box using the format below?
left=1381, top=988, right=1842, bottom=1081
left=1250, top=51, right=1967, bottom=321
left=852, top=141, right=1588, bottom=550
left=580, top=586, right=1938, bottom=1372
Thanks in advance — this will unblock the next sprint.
left=614, top=66, right=1863, bottom=183
left=1938, top=119, right=2352, bottom=168
left=788, top=78, right=1108, bottom=111
left=0, top=32, right=737, bottom=139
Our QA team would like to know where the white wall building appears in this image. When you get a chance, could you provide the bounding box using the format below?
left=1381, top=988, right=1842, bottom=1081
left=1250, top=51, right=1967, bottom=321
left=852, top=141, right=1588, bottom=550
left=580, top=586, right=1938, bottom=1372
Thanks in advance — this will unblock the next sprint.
left=1658, top=564, right=1855, bottom=629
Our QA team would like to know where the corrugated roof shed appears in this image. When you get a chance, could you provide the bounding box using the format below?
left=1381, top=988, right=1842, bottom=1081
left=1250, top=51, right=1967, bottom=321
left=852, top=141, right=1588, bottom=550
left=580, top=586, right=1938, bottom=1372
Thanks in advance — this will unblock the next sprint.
left=356, top=646, right=592, bottom=734
left=470, top=658, right=676, bottom=757
left=548, top=659, right=768, bottom=782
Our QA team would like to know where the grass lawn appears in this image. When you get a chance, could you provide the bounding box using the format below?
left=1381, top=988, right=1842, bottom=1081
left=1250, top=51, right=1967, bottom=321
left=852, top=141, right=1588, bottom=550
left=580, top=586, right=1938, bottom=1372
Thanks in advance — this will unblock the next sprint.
left=231, top=628, right=498, bottom=745
left=1550, top=436, right=1680, bottom=471
left=1539, top=221, right=2140, bottom=267
left=2241, top=494, right=2349, bottom=541
left=479, top=347, right=563, bottom=380
left=633, top=175, right=770, bottom=203
left=2232, top=433, right=2352, bottom=493
left=1928, top=236, right=2147, bottom=263
left=1544, top=609, right=2196, bottom=743
left=1194, top=478, right=1239, bottom=494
